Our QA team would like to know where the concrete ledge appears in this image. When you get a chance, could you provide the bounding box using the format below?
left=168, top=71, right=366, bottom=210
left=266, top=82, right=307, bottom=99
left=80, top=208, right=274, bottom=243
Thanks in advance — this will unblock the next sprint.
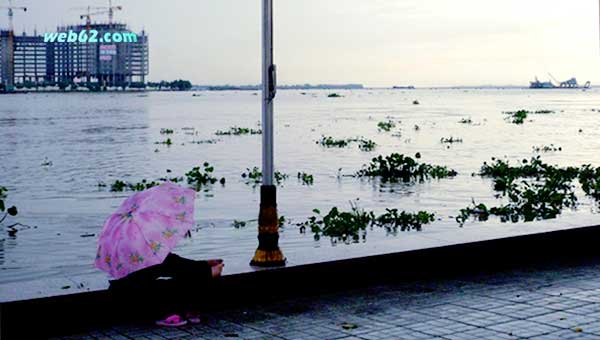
left=2, top=223, right=600, bottom=339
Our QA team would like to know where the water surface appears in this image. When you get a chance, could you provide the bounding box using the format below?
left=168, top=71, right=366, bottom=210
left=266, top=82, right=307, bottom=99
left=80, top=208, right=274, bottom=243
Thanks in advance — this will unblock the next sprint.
left=1, top=89, right=600, bottom=287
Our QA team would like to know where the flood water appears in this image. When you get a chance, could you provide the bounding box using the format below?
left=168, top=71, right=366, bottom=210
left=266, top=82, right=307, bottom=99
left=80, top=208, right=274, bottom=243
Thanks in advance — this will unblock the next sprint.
left=1, top=89, right=600, bottom=287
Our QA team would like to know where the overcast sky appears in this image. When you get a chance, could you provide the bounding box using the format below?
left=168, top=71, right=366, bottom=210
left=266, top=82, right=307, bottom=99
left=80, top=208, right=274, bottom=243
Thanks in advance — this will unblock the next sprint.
left=5, top=0, right=600, bottom=86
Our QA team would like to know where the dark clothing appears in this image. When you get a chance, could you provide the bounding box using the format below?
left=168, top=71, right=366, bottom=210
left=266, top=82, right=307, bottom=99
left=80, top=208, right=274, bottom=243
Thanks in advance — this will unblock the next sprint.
left=108, top=253, right=213, bottom=318
left=109, top=253, right=212, bottom=289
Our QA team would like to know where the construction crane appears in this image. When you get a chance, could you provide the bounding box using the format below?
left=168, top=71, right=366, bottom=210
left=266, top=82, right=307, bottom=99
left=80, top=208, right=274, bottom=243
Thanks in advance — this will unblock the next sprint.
left=73, top=0, right=122, bottom=26
left=79, top=6, right=120, bottom=30
left=548, top=73, right=560, bottom=86
left=0, top=0, right=27, bottom=32
left=0, top=0, right=26, bottom=91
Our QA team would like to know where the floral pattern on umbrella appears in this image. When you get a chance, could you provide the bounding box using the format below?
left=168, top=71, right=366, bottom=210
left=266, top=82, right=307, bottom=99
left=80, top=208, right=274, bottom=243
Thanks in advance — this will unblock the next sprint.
left=95, top=181, right=196, bottom=279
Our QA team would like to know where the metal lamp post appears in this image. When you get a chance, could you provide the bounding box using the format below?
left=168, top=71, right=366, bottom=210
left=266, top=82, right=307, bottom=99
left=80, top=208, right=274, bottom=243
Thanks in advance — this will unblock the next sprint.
left=250, top=0, right=286, bottom=267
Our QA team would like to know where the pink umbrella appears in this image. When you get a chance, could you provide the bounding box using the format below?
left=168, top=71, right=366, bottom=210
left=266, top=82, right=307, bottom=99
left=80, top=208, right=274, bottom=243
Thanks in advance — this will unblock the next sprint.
left=95, top=181, right=196, bottom=279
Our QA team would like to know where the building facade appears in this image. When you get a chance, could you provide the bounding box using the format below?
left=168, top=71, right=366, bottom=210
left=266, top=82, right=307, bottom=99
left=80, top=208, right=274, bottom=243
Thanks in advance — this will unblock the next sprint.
left=0, top=23, right=148, bottom=90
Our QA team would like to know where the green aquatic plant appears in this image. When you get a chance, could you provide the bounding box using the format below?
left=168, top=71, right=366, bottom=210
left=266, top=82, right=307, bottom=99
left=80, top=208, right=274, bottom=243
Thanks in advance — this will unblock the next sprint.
left=232, top=220, right=247, bottom=228
left=215, top=126, right=262, bottom=136
left=186, top=162, right=226, bottom=190
left=160, top=128, right=174, bottom=135
left=533, top=144, right=562, bottom=153
left=357, top=153, right=458, bottom=182
left=158, top=176, right=185, bottom=183
left=317, top=136, right=376, bottom=151
left=459, top=156, right=591, bottom=225
left=297, top=172, right=314, bottom=185
left=317, top=136, right=350, bottom=148
left=357, top=138, right=377, bottom=151
left=578, top=165, right=600, bottom=200
left=110, top=179, right=161, bottom=192
left=278, top=215, right=288, bottom=228
left=241, top=167, right=288, bottom=185
left=190, top=139, right=219, bottom=144
left=0, top=186, right=18, bottom=224
left=479, top=156, right=579, bottom=192
left=110, top=180, right=127, bottom=192
left=377, top=120, right=396, bottom=132
left=504, top=110, right=529, bottom=124
left=129, top=180, right=162, bottom=191
left=503, top=109, right=555, bottom=124
left=155, top=138, right=173, bottom=146
left=298, top=202, right=374, bottom=243
left=374, top=209, right=435, bottom=233
left=440, top=137, right=463, bottom=144
left=456, top=176, right=577, bottom=226
left=110, top=163, right=225, bottom=192
left=297, top=201, right=436, bottom=243
left=242, top=167, right=262, bottom=183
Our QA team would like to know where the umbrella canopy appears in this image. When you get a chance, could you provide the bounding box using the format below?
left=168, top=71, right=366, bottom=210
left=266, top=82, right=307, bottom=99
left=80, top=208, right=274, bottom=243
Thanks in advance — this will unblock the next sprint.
left=95, top=181, right=196, bottom=279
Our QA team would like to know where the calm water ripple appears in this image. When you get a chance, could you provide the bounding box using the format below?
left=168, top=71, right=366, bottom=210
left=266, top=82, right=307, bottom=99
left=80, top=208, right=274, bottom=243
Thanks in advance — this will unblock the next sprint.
left=1, top=89, right=600, bottom=285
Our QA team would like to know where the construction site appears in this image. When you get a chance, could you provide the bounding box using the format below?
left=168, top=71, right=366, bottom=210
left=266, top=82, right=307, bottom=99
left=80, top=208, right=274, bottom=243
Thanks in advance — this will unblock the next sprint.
left=0, top=0, right=149, bottom=92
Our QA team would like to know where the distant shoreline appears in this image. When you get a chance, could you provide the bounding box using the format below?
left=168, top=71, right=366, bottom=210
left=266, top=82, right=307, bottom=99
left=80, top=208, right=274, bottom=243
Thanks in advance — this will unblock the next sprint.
left=1, top=85, right=594, bottom=95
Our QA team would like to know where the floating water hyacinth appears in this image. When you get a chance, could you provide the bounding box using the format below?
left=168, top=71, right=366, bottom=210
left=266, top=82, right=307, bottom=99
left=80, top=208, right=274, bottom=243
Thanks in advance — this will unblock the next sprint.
left=107, top=164, right=224, bottom=192
left=0, top=186, right=18, bottom=224
left=215, top=126, right=262, bottom=136
left=440, top=137, right=463, bottom=144
left=503, top=109, right=555, bottom=124
left=317, top=136, right=350, bottom=148
left=297, top=200, right=435, bottom=243
left=377, top=120, right=396, bottom=132
left=458, top=157, right=600, bottom=225
left=297, top=172, right=314, bottom=185
left=316, top=136, right=376, bottom=151
left=241, top=167, right=288, bottom=185
left=357, top=153, right=457, bottom=183
left=532, top=144, right=562, bottom=153
left=155, top=138, right=172, bottom=145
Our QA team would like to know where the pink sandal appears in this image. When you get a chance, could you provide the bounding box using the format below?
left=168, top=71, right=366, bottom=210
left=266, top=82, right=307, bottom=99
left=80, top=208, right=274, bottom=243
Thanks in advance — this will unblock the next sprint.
left=186, top=312, right=201, bottom=324
left=156, top=314, right=188, bottom=327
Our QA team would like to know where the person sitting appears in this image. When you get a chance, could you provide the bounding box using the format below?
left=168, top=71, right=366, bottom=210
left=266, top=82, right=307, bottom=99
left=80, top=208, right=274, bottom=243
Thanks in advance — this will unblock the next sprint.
left=108, top=252, right=224, bottom=327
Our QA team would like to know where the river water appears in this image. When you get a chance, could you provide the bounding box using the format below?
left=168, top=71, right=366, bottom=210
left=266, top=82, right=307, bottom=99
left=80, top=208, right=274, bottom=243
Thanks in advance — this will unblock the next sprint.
left=1, top=89, right=600, bottom=286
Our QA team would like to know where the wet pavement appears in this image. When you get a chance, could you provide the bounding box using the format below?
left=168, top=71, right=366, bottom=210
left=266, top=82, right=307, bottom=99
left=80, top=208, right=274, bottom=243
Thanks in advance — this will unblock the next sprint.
left=54, top=258, right=600, bottom=339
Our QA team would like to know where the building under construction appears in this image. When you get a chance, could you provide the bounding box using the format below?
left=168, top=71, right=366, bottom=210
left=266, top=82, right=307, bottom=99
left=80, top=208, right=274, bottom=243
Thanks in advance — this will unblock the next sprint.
left=0, top=1, right=149, bottom=91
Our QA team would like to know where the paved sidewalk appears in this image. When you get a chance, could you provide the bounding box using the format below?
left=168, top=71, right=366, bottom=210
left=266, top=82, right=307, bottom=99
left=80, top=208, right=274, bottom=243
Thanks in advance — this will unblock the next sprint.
left=55, top=259, right=600, bottom=340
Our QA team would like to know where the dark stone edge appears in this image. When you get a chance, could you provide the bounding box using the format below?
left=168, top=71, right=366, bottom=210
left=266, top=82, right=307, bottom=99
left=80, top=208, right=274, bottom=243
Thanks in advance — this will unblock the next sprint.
left=2, top=223, right=600, bottom=339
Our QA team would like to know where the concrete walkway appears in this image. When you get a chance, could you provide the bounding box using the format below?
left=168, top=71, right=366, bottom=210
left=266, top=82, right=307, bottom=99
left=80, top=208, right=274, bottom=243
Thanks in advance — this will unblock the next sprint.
left=52, top=258, right=600, bottom=340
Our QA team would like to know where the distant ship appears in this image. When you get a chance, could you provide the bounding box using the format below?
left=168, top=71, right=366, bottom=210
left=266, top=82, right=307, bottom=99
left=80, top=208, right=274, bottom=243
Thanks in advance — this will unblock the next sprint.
left=392, top=85, right=415, bottom=90
left=530, top=74, right=591, bottom=89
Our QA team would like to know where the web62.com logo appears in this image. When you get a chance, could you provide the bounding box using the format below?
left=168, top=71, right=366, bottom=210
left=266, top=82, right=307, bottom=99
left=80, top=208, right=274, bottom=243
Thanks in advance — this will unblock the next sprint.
left=44, top=30, right=138, bottom=43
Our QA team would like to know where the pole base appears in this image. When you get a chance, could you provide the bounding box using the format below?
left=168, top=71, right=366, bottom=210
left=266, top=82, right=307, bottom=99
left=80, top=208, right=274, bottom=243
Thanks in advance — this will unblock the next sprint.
left=250, top=185, right=286, bottom=267
left=250, top=249, right=286, bottom=267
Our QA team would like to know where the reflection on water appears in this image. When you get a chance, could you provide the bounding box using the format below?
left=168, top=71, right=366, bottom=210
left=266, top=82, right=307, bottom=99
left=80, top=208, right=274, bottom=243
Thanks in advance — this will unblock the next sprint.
left=1, top=89, right=600, bottom=285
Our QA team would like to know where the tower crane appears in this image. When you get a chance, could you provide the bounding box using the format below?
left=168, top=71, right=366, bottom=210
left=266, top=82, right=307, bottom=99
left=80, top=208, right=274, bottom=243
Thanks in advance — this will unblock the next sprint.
left=73, top=0, right=122, bottom=27
left=0, top=0, right=27, bottom=32
left=548, top=73, right=560, bottom=86
left=0, top=0, right=26, bottom=91
left=79, top=7, right=118, bottom=30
